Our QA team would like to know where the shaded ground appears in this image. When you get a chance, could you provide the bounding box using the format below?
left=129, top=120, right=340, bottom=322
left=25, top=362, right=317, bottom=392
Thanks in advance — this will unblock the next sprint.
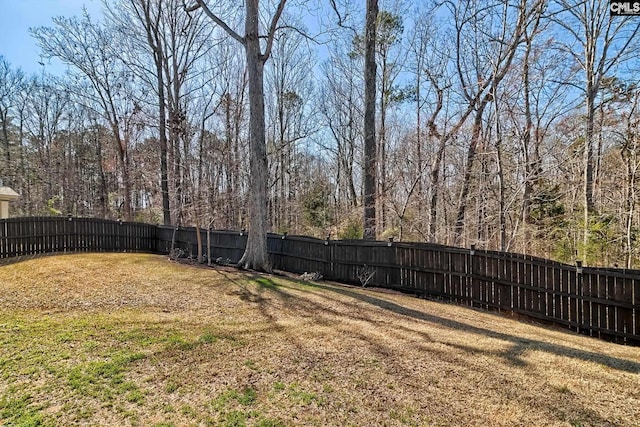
left=0, top=253, right=638, bottom=426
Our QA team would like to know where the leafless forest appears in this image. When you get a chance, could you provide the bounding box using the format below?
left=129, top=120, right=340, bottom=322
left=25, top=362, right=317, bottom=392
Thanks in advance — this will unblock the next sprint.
left=1, top=0, right=639, bottom=267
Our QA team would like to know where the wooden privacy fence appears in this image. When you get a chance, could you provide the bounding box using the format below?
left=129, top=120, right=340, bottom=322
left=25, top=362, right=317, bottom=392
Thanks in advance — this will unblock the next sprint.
left=0, top=216, right=156, bottom=259
left=165, top=227, right=639, bottom=346
left=1, top=217, right=638, bottom=345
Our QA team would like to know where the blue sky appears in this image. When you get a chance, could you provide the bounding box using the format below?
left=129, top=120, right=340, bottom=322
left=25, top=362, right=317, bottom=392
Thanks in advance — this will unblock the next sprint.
left=0, top=0, right=103, bottom=75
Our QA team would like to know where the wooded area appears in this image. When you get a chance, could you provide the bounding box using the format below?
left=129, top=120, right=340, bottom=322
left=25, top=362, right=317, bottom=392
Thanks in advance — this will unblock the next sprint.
left=1, top=216, right=637, bottom=345
left=1, top=0, right=640, bottom=267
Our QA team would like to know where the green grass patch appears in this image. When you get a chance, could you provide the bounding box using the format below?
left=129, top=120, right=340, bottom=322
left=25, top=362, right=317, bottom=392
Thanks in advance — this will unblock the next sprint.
left=255, top=418, right=286, bottom=427
left=0, top=391, right=46, bottom=427
left=287, top=383, right=318, bottom=406
left=164, top=381, right=179, bottom=394
left=254, top=277, right=279, bottom=289
left=66, top=351, right=146, bottom=402
left=199, top=332, right=219, bottom=344
left=212, top=387, right=258, bottom=411
left=244, top=359, right=258, bottom=370
left=271, top=382, right=319, bottom=406
left=179, top=404, right=198, bottom=418
left=0, top=312, right=154, bottom=425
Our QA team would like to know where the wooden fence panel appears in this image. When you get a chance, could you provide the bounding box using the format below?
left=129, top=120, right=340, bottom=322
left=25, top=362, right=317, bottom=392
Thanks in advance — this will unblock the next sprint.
left=470, top=253, right=480, bottom=307
left=581, top=272, right=594, bottom=336
left=415, top=246, right=427, bottom=294
left=220, top=231, right=247, bottom=262
left=279, top=237, right=328, bottom=276
left=496, top=256, right=512, bottom=312
left=625, top=278, right=640, bottom=341
left=434, top=249, right=445, bottom=296
left=548, top=265, right=558, bottom=319
left=7, top=219, right=16, bottom=257
left=12, top=219, right=22, bottom=256
left=570, top=270, right=580, bottom=333
left=532, top=263, right=542, bottom=316
left=38, top=218, right=48, bottom=253
left=397, top=246, right=409, bottom=290
left=478, top=254, right=490, bottom=309
left=489, top=256, right=499, bottom=310
left=333, top=242, right=348, bottom=283
left=419, top=248, right=432, bottom=295
left=0, top=220, right=5, bottom=258
left=558, top=267, right=567, bottom=325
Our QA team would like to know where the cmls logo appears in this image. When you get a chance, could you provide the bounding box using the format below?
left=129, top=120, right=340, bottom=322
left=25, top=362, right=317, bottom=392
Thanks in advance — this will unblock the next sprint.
left=610, top=0, right=640, bottom=15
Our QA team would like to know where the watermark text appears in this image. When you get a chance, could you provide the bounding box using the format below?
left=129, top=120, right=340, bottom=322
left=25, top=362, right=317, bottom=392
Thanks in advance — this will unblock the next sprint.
left=611, top=1, right=640, bottom=15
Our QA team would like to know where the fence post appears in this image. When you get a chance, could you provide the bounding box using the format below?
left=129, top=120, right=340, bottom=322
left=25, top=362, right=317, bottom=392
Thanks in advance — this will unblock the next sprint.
left=467, top=245, right=475, bottom=305
left=576, top=260, right=583, bottom=335
left=66, top=214, right=73, bottom=253
left=323, top=234, right=330, bottom=278
left=118, top=219, right=123, bottom=251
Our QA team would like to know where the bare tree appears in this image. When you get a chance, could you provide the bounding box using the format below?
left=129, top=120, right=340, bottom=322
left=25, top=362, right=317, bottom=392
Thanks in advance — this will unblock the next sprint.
left=33, top=14, right=140, bottom=220
left=22, top=75, right=69, bottom=214
left=214, top=39, right=249, bottom=230
left=115, top=0, right=172, bottom=225
left=619, top=90, right=640, bottom=268
left=403, top=9, right=449, bottom=241
left=551, top=0, right=640, bottom=263
left=265, top=24, right=317, bottom=233
left=363, top=0, right=378, bottom=239
left=450, top=0, right=545, bottom=246
left=503, top=15, right=573, bottom=254
left=374, top=11, right=404, bottom=235
left=109, top=0, right=215, bottom=226
left=0, top=56, right=25, bottom=188
left=186, top=0, right=288, bottom=271
left=319, top=47, right=363, bottom=226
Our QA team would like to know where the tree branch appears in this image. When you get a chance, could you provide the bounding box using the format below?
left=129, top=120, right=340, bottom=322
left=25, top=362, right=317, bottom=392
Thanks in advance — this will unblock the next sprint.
left=328, top=0, right=359, bottom=35
left=187, top=0, right=245, bottom=46
left=262, top=0, right=288, bottom=61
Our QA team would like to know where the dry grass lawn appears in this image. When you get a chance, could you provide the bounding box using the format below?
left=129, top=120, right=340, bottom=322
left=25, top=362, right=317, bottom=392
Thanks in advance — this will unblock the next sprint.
left=0, top=253, right=638, bottom=427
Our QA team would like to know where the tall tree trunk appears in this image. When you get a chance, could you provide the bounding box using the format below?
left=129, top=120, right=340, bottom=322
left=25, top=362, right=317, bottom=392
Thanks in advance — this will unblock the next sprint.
left=18, top=104, right=28, bottom=214
left=1, top=110, right=11, bottom=185
left=624, top=146, right=635, bottom=269
left=363, top=0, right=378, bottom=240
left=190, top=0, right=286, bottom=268
left=377, top=56, right=387, bottom=236
left=96, top=132, right=109, bottom=218
left=141, top=1, right=172, bottom=226
left=454, top=103, right=487, bottom=245
left=113, top=126, right=132, bottom=221
left=157, top=63, right=171, bottom=225
left=521, top=29, right=534, bottom=248
left=428, top=139, right=446, bottom=242
left=622, top=95, right=639, bottom=269
left=237, top=0, right=270, bottom=271
left=173, top=127, right=183, bottom=225
left=583, top=84, right=596, bottom=262
left=224, top=95, right=235, bottom=229
left=494, top=98, right=506, bottom=251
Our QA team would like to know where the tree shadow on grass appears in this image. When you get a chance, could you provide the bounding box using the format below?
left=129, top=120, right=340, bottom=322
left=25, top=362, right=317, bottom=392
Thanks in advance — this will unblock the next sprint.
left=300, top=281, right=640, bottom=374
left=215, top=268, right=640, bottom=373
left=213, top=273, right=637, bottom=426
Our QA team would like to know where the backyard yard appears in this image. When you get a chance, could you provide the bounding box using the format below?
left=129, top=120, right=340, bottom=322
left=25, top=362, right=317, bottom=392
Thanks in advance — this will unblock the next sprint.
left=0, top=253, right=638, bottom=426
